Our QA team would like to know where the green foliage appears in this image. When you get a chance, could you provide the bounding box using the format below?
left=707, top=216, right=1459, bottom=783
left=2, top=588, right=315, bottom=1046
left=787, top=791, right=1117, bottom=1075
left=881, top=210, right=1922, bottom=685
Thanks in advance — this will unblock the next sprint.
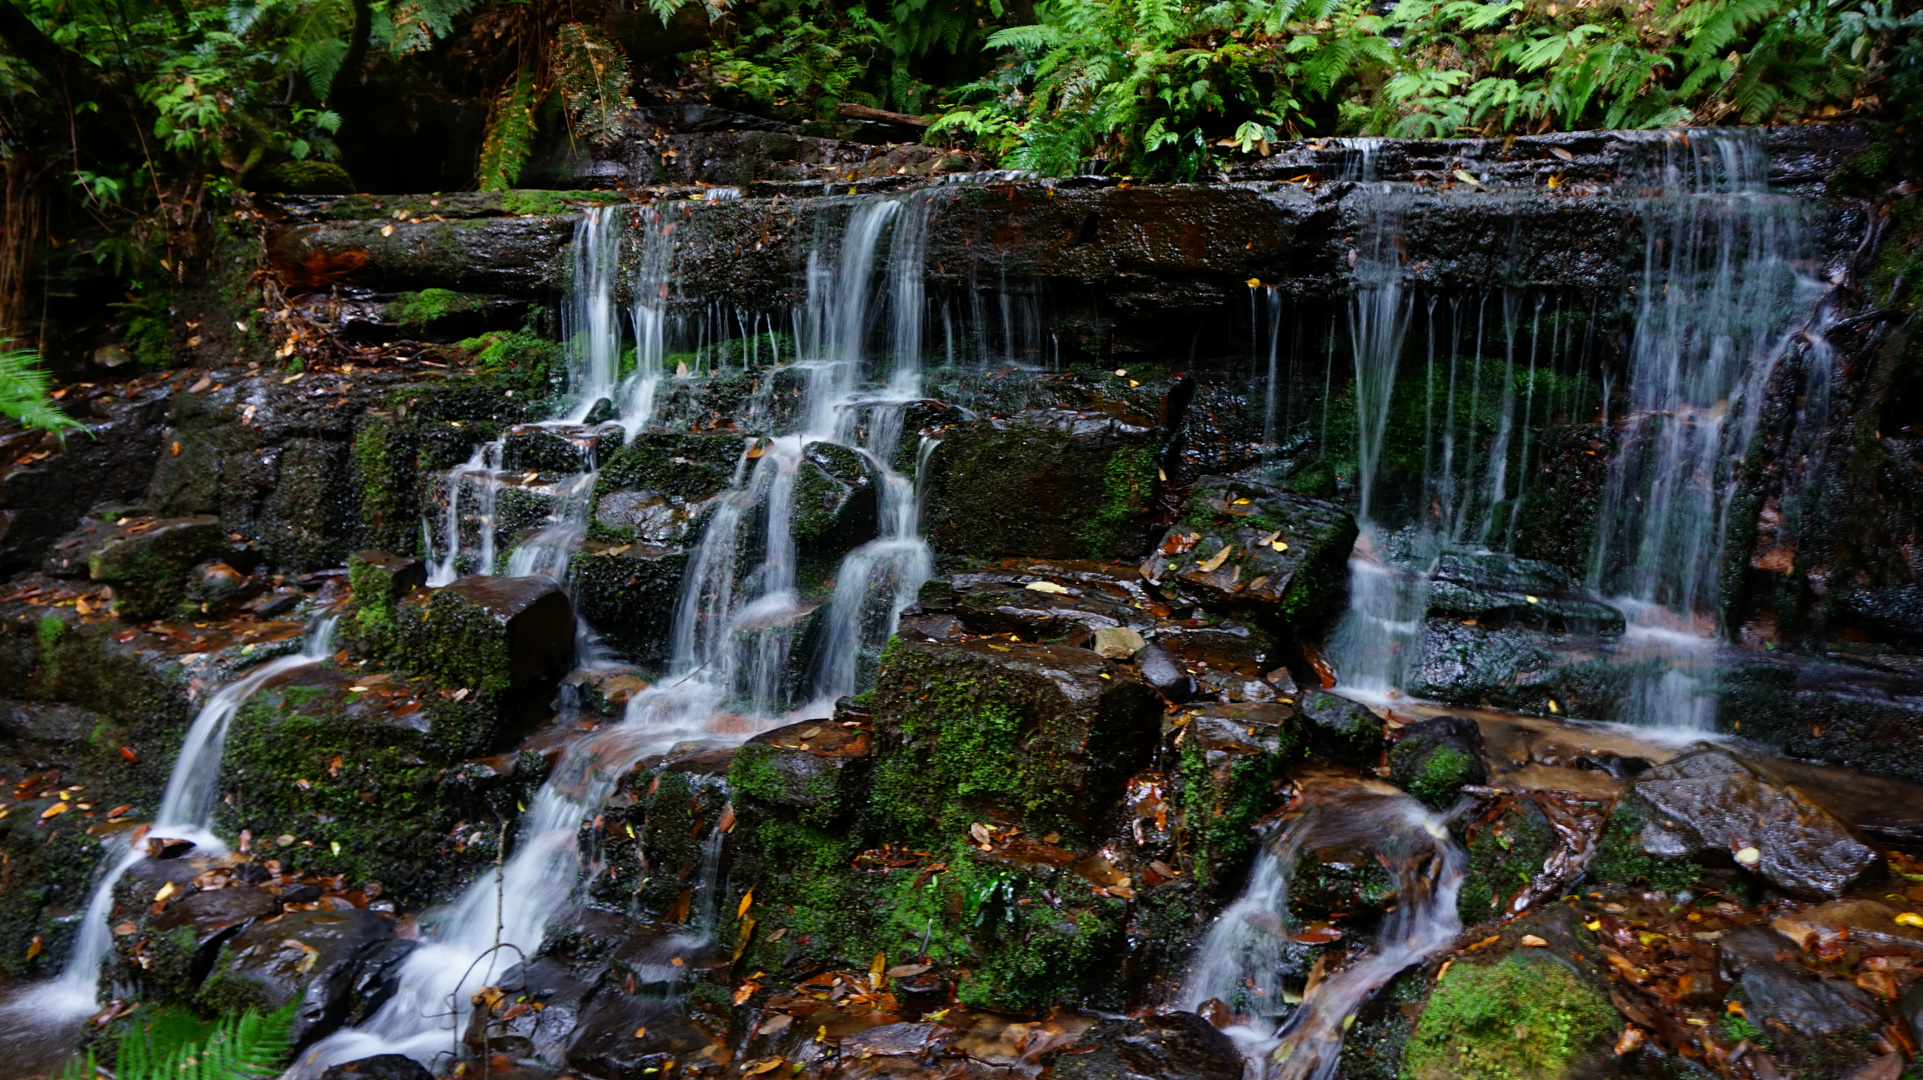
left=478, top=65, right=540, bottom=192
left=1588, top=799, right=1702, bottom=894
left=0, top=342, right=81, bottom=438
left=1402, top=954, right=1615, bottom=1080
left=62, top=1004, right=296, bottom=1080
left=553, top=23, right=637, bottom=146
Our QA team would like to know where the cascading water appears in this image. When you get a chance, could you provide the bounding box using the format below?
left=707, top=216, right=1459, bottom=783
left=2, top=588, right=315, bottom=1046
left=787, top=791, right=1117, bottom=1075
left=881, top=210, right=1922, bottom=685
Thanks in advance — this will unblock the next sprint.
left=296, top=190, right=944, bottom=1076
left=1182, top=775, right=1463, bottom=1080
left=18, top=613, right=340, bottom=1020
left=1591, top=130, right=1823, bottom=730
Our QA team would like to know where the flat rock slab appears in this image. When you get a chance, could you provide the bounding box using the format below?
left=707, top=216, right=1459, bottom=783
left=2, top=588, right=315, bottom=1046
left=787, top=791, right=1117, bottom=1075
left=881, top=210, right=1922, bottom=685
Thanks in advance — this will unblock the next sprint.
left=1142, top=476, right=1355, bottom=631
left=1632, top=746, right=1878, bottom=898
left=432, top=575, right=575, bottom=688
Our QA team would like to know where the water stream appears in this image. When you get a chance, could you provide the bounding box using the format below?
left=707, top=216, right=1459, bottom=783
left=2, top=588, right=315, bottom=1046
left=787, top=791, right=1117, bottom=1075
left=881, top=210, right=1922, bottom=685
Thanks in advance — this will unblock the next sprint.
left=20, top=613, right=340, bottom=1020
left=297, top=190, right=944, bottom=1074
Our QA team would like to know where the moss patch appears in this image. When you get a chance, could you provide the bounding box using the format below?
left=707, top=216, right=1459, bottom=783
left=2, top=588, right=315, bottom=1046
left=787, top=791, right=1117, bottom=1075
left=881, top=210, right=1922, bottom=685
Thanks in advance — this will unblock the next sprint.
left=1403, top=953, right=1616, bottom=1080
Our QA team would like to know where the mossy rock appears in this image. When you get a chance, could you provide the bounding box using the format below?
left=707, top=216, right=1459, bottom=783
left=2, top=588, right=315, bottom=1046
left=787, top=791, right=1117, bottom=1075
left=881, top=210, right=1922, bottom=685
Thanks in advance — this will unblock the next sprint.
left=1402, top=953, right=1617, bottom=1080
left=1585, top=799, right=1702, bottom=896
left=1456, top=796, right=1563, bottom=926
left=566, top=542, right=690, bottom=668
left=921, top=413, right=1160, bottom=561
left=260, top=160, right=357, bottom=194
left=1172, top=701, right=1305, bottom=887
left=1143, top=476, right=1358, bottom=635
left=1297, top=690, right=1385, bottom=767
left=215, top=672, right=523, bottom=903
left=728, top=717, right=873, bottom=827
left=866, top=636, right=1161, bottom=843
left=419, top=575, right=574, bottom=702
left=88, top=515, right=232, bottom=621
left=793, top=441, right=879, bottom=565
left=346, top=550, right=425, bottom=655
left=1388, top=715, right=1488, bottom=807
left=588, top=766, right=732, bottom=922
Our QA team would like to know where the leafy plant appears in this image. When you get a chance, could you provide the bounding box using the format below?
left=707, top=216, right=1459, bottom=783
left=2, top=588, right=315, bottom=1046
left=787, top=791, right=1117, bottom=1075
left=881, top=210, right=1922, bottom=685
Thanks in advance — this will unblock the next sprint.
left=478, top=64, right=541, bottom=191
left=0, top=342, right=82, bottom=438
left=60, top=1004, right=296, bottom=1080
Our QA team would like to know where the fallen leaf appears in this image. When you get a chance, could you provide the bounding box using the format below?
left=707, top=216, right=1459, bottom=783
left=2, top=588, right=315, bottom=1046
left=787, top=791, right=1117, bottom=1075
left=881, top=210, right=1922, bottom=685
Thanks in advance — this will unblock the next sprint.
left=886, top=963, right=932, bottom=978
left=738, top=887, right=755, bottom=920
left=745, top=1059, right=785, bottom=1075
left=40, top=802, right=69, bottom=820
left=25, top=936, right=42, bottom=960
left=1895, top=912, right=1923, bottom=928
left=756, top=1014, right=792, bottom=1036
left=1025, top=581, right=1070, bottom=594
left=120, top=747, right=138, bottom=763
left=1519, top=934, right=1549, bottom=947
left=1550, top=147, right=1575, bottom=162
left=1198, top=543, right=1235, bottom=573
left=633, top=1025, right=648, bottom=1039
left=1614, top=1025, right=1644, bottom=1055
left=1453, top=169, right=1482, bottom=186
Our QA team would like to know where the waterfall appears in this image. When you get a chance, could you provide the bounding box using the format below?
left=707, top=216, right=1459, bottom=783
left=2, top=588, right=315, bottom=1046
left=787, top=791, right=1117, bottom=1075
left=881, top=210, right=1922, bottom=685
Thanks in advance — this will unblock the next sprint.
left=1326, top=182, right=1429, bottom=698
left=20, top=613, right=340, bottom=1020
left=1182, top=777, right=1463, bottom=1080
left=1590, top=130, right=1822, bottom=731
left=296, top=190, right=943, bottom=1076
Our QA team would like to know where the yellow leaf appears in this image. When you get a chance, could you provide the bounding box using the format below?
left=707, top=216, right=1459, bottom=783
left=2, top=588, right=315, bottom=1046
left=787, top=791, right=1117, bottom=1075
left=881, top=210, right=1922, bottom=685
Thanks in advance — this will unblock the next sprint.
left=1519, top=934, right=1548, bottom=947
left=25, top=936, right=43, bottom=960
left=154, top=882, right=177, bottom=903
left=1024, top=581, right=1070, bottom=594
left=1453, top=169, right=1482, bottom=186
left=1547, top=173, right=1561, bottom=189
left=1245, top=277, right=1262, bottom=289
left=39, top=802, right=69, bottom=820
left=738, top=887, right=754, bottom=920
left=1198, top=543, right=1235, bottom=573
left=633, top=1026, right=648, bottom=1038
left=1895, top=912, right=1923, bottom=928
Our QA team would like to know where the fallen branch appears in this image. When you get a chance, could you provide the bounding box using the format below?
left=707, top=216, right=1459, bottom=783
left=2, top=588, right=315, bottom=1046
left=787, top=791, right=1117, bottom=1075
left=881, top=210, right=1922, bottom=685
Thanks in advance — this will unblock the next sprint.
left=835, top=102, right=933, bottom=128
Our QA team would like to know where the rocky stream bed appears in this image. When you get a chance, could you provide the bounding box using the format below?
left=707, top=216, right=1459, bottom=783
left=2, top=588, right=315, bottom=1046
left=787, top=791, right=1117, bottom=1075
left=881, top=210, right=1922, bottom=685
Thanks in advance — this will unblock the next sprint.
left=0, top=120, right=1921, bottom=1080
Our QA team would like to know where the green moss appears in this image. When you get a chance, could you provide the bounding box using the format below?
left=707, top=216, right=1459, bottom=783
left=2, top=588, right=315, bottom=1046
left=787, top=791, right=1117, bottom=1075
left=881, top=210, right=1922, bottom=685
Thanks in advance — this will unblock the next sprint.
left=1402, top=954, right=1615, bottom=1080
left=1078, top=445, right=1158, bottom=559
left=260, top=160, right=356, bottom=194
left=36, top=614, right=65, bottom=657
left=1176, top=728, right=1301, bottom=887
left=1721, top=1013, right=1768, bottom=1048
left=384, top=288, right=488, bottom=328
left=497, top=189, right=626, bottom=217
left=1457, top=800, right=1561, bottom=926
left=1587, top=801, right=1701, bottom=895
left=1390, top=740, right=1478, bottom=807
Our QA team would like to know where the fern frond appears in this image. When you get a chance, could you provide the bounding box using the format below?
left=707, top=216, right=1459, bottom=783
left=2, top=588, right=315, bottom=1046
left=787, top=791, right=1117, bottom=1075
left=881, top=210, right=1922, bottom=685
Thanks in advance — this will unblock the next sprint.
left=477, top=65, right=540, bottom=191
left=0, top=345, right=82, bottom=440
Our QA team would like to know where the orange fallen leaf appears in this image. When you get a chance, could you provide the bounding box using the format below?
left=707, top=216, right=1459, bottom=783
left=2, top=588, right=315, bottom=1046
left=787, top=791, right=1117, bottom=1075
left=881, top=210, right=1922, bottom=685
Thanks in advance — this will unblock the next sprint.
left=1519, top=934, right=1549, bottom=947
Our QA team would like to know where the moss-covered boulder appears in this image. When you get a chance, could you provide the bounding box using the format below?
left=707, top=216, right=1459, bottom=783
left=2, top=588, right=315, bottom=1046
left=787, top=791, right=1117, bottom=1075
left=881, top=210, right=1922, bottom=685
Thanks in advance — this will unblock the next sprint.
left=729, top=716, right=873, bottom=826
left=1172, top=701, right=1304, bottom=886
left=566, top=541, right=689, bottom=667
left=921, top=411, right=1159, bottom=561
left=346, top=550, right=424, bottom=653
left=88, top=515, right=234, bottom=620
left=1049, top=1012, right=1246, bottom=1080
left=421, top=575, right=574, bottom=700
left=1388, top=715, right=1488, bottom=807
left=502, top=421, right=627, bottom=474
left=1429, top=552, right=1625, bottom=635
left=867, top=637, right=1161, bottom=842
left=1403, top=953, right=1617, bottom=1080
left=1297, top=690, right=1385, bottom=766
left=216, top=668, right=530, bottom=902
left=587, top=760, right=732, bottom=924
left=1141, top=476, right=1356, bottom=635
left=793, top=441, right=878, bottom=566
left=196, top=908, right=413, bottom=1047
left=590, top=433, right=745, bottom=546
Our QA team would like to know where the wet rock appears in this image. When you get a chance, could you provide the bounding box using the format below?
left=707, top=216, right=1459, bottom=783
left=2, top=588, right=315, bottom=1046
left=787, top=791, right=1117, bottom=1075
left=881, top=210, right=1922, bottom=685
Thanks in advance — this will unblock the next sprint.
left=729, top=712, right=873, bottom=823
left=1173, top=701, right=1304, bottom=883
left=794, top=441, right=879, bottom=562
left=839, top=1021, right=957, bottom=1060
left=1903, top=980, right=1923, bottom=1052
left=0, top=396, right=165, bottom=576
left=1771, top=899, right=1923, bottom=952
left=319, top=1055, right=434, bottom=1080
left=1388, top=716, right=1488, bottom=807
left=196, top=908, right=403, bottom=1048
left=502, top=422, right=626, bottom=473
left=1297, top=690, right=1385, bottom=766
left=922, top=409, right=1159, bottom=561
left=1136, top=644, right=1197, bottom=702
left=85, top=514, right=232, bottom=620
left=1731, top=953, right=1879, bottom=1038
left=1049, top=1012, right=1244, bottom=1080
left=566, top=542, right=688, bottom=667
left=1093, top=627, right=1145, bottom=659
left=1719, top=656, right=1923, bottom=786
left=183, top=560, right=259, bottom=612
left=1628, top=746, right=1877, bottom=898
left=468, top=954, right=603, bottom=1061
left=1141, top=477, right=1356, bottom=634
left=348, top=550, right=426, bottom=602
left=946, top=562, right=1160, bottom=642
left=564, top=994, right=709, bottom=1080
left=591, top=432, right=744, bottom=544
left=428, top=575, right=575, bottom=693
left=1716, top=925, right=1801, bottom=983
left=1428, top=552, right=1624, bottom=635
left=266, top=213, right=577, bottom=295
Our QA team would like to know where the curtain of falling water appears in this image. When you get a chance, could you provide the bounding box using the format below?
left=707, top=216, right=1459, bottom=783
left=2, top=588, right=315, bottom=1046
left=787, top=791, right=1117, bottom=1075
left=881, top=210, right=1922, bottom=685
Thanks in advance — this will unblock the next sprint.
left=296, top=190, right=947, bottom=1076
left=1588, top=130, right=1823, bottom=731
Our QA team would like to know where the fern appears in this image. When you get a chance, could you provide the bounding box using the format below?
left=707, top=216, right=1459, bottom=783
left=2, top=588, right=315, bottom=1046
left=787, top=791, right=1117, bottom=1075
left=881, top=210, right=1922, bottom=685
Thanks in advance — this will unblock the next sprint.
left=0, top=343, right=81, bottom=440
left=61, top=1004, right=295, bottom=1080
left=552, top=23, right=638, bottom=146
left=477, top=65, right=540, bottom=191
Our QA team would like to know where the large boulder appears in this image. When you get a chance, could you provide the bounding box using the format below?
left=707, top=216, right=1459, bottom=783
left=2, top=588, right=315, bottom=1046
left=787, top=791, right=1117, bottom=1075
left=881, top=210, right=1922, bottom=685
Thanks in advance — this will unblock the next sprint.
left=1050, top=1012, right=1245, bottom=1080
left=425, top=575, right=574, bottom=696
left=196, top=909, right=412, bottom=1049
left=1626, top=746, right=1877, bottom=898
left=921, top=409, right=1159, bottom=561
left=86, top=515, right=233, bottom=620
left=1141, top=476, right=1355, bottom=635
